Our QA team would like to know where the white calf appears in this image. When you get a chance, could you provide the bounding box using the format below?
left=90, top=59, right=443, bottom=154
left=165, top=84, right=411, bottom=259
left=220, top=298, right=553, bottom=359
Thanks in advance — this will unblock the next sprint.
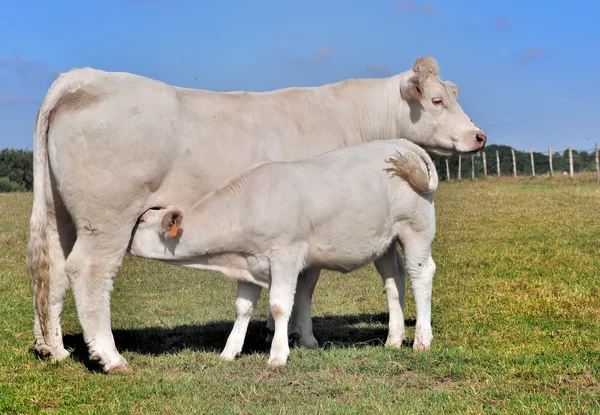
left=128, top=138, right=439, bottom=366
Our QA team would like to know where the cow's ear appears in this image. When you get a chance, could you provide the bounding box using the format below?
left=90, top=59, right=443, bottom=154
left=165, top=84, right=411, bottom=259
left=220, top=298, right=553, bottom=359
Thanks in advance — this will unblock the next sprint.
left=401, top=75, right=423, bottom=101
left=444, top=81, right=459, bottom=99
left=162, top=210, right=183, bottom=237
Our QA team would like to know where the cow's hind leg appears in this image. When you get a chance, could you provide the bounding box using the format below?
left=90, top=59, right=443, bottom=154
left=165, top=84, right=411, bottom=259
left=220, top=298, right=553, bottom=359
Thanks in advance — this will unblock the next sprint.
left=374, top=242, right=406, bottom=347
left=32, top=211, right=75, bottom=361
left=65, top=228, right=133, bottom=373
left=220, top=281, right=261, bottom=361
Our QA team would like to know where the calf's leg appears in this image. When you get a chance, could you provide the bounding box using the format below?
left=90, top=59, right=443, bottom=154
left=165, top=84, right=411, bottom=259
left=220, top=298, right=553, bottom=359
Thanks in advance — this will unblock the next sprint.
left=220, top=281, right=261, bottom=361
left=374, top=242, right=406, bottom=347
left=269, top=245, right=407, bottom=350
left=266, top=268, right=320, bottom=349
left=402, top=239, right=436, bottom=351
left=267, top=255, right=302, bottom=367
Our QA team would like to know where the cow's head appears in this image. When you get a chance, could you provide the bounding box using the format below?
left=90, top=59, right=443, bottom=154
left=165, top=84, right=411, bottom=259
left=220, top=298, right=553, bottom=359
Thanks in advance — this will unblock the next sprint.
left=397, top=56, right=486, bottom=157
left=128, top=207, right=183, bottom=258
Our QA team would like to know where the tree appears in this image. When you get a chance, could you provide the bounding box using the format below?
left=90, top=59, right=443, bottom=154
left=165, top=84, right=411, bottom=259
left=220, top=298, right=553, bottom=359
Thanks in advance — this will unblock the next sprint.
left=0, top=148, right=34, bottom=192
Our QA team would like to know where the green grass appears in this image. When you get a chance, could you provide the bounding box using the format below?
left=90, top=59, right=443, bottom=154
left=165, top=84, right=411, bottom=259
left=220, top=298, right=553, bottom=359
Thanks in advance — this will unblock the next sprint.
left=1, top=175, right=599, bottom=414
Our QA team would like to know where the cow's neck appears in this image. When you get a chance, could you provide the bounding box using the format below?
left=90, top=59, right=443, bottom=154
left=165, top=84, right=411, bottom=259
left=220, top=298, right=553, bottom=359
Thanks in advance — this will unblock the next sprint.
left=325, top=74, right=402, bottom=143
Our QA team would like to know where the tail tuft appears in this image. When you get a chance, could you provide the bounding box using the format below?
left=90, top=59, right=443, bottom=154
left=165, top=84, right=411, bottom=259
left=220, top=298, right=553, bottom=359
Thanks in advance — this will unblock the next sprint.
left=385, top=143, right=438, bottom=195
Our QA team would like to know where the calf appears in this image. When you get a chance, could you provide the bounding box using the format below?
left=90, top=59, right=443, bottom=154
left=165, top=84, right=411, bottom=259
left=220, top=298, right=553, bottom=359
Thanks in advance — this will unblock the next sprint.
left=128, top=138, right=439, bottom=366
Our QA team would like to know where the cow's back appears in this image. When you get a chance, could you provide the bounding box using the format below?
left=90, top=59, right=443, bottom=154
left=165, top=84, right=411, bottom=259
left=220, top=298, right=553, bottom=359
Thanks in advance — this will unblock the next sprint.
left=47, top=68, right=358, bottom=220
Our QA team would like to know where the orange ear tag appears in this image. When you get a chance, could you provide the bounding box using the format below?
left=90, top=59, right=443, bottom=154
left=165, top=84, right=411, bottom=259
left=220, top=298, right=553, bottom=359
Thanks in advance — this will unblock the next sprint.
left=168, top=221, right=179, bottom=237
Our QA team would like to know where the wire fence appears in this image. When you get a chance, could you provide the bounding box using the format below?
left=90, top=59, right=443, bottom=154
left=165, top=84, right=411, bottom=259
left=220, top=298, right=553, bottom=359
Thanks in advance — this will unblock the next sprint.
left=433, top=143, right=600, bottom=181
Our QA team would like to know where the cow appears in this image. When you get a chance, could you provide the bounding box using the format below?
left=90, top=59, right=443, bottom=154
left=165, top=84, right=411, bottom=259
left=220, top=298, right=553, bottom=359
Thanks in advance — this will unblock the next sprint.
left=27, top=56, right=486, bottom=373
left=127, top=138, right=439, bottom=367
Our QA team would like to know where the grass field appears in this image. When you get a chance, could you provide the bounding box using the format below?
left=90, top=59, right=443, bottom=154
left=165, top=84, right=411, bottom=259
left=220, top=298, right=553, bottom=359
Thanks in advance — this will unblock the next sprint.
left=1, top=175, right=599, bottom=414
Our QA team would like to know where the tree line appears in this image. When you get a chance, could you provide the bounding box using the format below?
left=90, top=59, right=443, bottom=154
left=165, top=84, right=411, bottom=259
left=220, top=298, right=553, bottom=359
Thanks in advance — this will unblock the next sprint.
left=0, top=149, right=33, bottom=192
left=0, top=144, right=598, bottom=192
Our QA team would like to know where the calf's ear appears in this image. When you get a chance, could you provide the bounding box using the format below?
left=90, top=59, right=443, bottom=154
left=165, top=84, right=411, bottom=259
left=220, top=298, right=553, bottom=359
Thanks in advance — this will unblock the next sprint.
left=162, top=210, right=183, bottom=237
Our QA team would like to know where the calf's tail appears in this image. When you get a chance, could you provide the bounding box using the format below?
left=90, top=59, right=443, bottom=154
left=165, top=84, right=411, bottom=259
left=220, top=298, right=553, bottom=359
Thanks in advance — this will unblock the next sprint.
left=385, top=140, right=439, bottom=195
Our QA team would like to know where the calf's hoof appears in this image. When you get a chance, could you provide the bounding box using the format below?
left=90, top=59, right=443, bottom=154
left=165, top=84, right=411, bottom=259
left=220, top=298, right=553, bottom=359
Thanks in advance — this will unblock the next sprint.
left=413, top=326, right=433, bottom=351
left=385, top=335, right=405, bottom=348
left=106, top=364, right=132, bottom=375
left=219, top=352, right=236, bottom=362
left=412, top=341, right=432, bottom=351
left=267, top=355, right=288, bottom=367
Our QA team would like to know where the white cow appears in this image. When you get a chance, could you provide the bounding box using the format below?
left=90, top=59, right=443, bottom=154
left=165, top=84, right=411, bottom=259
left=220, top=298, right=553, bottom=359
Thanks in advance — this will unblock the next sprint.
left=27, top=56, right=485, bottom=373
left=128, top=139, right=439, bottom=367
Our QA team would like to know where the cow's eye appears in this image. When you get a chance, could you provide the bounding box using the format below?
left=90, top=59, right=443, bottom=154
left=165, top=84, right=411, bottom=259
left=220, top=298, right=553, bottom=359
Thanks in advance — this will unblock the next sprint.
left=432, top=98, right=444, bottom=106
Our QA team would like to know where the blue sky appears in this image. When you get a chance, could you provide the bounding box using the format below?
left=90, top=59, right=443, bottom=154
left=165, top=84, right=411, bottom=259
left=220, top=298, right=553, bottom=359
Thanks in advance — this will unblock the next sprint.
left=1, top=0, right=599, bottom=153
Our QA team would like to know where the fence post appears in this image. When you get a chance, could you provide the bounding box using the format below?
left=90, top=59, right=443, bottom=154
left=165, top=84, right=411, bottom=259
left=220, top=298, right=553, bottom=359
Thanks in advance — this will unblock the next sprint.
left=511, top=148, right=517, bottom=177
left=458, top=156, right=462, bottom=180
left=530, top=146, right=535, bottom=177
left=548, top=146, right=553, bottom=177
left=594, top=143, right=600, bottom=181
left=569, top=146, right=574, bottom=177
left=496, top=150, right=500, bottom=177
left=482, top=151, right=487, bottom=177
left=445, top=158, right=450, bottom=181
left=471, top=154, right=475, bottom=179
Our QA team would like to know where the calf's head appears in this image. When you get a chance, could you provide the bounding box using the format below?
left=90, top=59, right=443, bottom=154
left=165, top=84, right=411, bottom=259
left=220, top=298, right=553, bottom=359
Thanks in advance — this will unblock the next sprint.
left=396, top=56, right=486, bottom=157
left=129, top=207, right=183, bottom=256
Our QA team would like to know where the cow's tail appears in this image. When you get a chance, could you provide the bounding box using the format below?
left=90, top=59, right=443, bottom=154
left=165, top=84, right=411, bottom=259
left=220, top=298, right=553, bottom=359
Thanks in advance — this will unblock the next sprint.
left=385, top=140, right=439, bottom=195
left=26, top=69, right=88, bottom=349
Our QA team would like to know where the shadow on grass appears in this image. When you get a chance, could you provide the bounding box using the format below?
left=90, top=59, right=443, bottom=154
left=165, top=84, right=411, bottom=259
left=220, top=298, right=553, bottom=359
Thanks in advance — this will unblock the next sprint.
left=58, top=313, right=417, bottom=371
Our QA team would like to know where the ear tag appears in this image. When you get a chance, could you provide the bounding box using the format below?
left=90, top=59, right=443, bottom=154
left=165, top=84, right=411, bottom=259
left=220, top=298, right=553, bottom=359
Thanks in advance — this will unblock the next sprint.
left=168, top=221, right=179, bottom=237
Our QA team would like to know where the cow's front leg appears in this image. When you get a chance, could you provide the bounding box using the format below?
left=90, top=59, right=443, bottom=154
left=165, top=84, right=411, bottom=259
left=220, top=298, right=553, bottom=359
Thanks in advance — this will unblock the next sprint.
left=288, top=267, right=320, bottom=348
left=220, top=281, right=261, bottom=361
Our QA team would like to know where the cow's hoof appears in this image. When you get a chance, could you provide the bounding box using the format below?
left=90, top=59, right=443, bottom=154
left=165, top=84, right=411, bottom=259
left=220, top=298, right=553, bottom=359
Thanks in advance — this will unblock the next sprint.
left=34, top=343, right=70, bottom=361
left=289, top=331, right=318, bottom=349
left=106, top=364, right=132, bottom=375
left=51, top=348, right=71, bottom=362
left=296, top=336, right=319, bottom=349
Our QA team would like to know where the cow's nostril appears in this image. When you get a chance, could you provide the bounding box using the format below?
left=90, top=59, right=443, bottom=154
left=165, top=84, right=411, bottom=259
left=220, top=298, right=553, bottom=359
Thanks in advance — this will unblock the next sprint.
left=476, top=132, right=486, bottom=144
